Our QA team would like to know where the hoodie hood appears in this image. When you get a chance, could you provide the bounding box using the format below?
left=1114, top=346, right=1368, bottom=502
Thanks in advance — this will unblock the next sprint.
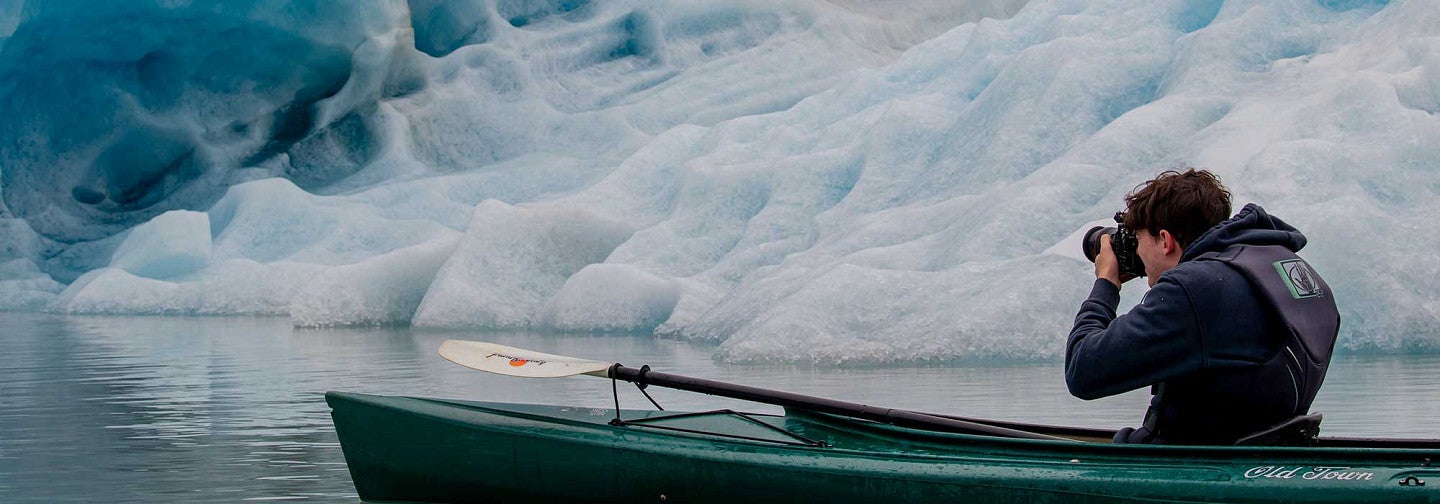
left=1181, top=204, right=1306, bottom=262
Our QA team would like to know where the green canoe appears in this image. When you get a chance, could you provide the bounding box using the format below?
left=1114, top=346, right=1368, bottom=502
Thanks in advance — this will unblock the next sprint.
left=327, top=392, right=1440, bottom=503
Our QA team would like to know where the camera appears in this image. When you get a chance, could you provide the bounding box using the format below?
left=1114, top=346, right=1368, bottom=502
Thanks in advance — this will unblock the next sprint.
left=1083, top=212, right=1145, bottom=278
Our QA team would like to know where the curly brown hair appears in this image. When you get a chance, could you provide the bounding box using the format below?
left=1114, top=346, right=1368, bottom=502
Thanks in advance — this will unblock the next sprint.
left=1122, top=168, right=1232, bottom=250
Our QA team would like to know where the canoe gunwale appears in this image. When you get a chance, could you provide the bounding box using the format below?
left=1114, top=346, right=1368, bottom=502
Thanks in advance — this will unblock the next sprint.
left=782, top=406, right=1440, bottom=465
left=333, top=392, right=1440, bottom=459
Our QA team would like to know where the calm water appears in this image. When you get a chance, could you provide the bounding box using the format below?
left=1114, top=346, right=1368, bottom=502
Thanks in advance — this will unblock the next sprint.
left=1, top=312, right=1437, bottom=502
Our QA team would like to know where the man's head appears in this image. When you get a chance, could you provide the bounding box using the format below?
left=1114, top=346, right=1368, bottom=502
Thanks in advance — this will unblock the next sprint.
left=1122, top=169, right=1231, bottom=285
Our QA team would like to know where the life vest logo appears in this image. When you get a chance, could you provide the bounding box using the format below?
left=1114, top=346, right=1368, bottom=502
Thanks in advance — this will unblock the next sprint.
left=1273, top=259, right=1322, bottom=299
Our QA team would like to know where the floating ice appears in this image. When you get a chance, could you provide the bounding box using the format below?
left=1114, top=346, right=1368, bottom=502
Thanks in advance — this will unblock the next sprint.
left=4, top=0, right=1438, bottom=360
left=543, top=264, right=682, bottom=333
left=0, top=259, right=64, bottom=311
left=49, top=177, right=458, bottom=318
left=412, top=200, right=634, bottom=329
left=290, top=234, right=462, bottom=327
left=47, top=268, right=184, bottom=315
left=109, top=210, right=211, bottom=279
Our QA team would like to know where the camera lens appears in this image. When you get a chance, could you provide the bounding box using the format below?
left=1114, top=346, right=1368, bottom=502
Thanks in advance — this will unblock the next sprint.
left=1082, top=226, right=1114, bottom=263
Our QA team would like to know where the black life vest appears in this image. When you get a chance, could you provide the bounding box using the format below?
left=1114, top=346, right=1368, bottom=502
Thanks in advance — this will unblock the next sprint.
left=1140, top=244, right=1341, bottom=444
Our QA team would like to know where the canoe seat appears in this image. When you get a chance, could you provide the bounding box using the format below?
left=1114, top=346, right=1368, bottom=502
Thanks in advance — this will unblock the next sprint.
left=1234, top=413, right=1322, bottom=446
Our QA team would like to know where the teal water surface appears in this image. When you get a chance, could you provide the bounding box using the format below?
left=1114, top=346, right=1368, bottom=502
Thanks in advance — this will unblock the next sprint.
left=1, top=312, right=1437, bottom=502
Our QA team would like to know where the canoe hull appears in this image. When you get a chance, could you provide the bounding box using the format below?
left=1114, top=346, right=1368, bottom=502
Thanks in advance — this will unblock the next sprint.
left=328, top=392, right=1440, bottom=503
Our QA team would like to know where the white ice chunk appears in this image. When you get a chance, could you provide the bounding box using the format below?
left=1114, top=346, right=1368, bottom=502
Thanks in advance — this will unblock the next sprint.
left=412, top=200, right=634, bottom=329
left=542, top=264, right=681, bottom=333
left=290, top=233, right=461, bottom=327
left=208, top=178, right=455, bottom=265
left=0, top=259, right=65, bottom=310
left=47, top=268, right=181, bottom=315
left=48, top=260, right=327, bottom=316
left=109, top=210, right=211, bottom=279
left=714, top=257, right=1093, bottom=363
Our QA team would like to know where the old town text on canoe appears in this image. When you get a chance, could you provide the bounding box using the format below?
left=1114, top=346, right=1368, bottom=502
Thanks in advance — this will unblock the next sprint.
left=1243, top=466, right=1375, bottom=481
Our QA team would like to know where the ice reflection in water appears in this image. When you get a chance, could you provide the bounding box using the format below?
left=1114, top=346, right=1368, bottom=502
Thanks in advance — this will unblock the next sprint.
left=0, top=312, right=1436, bottom=502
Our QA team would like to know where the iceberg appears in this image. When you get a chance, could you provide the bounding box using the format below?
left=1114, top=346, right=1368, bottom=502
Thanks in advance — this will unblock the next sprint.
left=109, top=210, right=211, bottom=280
left=0, top=258, right=63, bottom=311
left=290, top=234, right=462, bottom=327
left=544, top=263, right=683, bottom=333
left=412, top=200, right=635, bottom=329
left=4, top=0, right=1439, bottom=361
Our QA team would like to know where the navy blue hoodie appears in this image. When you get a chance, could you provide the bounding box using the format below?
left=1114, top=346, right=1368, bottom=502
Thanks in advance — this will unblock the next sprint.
left=1066, top=204, right=1312, bottom=444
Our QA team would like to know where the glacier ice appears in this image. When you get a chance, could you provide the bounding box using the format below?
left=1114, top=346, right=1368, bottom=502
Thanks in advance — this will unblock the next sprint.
left=109, top=210, right=211, bottom=279
left=290, top=234, right=462, bottom=327
left=5, top=0, right=1440, bottom=361
left=0, top=258, right=63, bottom=311
left=48, top=177, right=459, bottom=316
left=411, top=200, right=635, bottom=329
left=0, top=0, right=409, bottom=246
left=543, top=263, right=683, bottom=333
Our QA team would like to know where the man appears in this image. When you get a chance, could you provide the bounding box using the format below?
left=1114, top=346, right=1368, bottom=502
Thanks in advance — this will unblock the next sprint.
left=1066, top=169, right=1340, bottom=445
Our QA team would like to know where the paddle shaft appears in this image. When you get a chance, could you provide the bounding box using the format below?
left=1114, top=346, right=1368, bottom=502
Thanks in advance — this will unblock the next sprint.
left=609, top=364, right=1068, bottom=441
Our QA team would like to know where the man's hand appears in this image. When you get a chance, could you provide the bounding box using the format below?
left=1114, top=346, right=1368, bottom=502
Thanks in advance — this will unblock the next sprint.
left=1093, top=234, right=1131, bottom=288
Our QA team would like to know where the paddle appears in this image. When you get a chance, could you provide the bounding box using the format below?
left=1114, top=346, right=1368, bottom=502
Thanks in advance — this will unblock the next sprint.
left=438, top=340, right=612, bottom=378
left=439, top=340, right=1070, bottom=441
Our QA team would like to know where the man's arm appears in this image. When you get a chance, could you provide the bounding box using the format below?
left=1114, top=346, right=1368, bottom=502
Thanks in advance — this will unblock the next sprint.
left=1065, top=275, right=1207, bottom=400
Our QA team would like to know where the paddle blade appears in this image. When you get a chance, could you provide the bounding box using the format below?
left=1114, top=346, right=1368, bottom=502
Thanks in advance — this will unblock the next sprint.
left=438, top=340, right=612, bottom=378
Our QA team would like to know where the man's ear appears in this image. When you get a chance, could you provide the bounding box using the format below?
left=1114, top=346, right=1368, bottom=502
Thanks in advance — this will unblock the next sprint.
left=1158, top=230, right=1180, bottom=255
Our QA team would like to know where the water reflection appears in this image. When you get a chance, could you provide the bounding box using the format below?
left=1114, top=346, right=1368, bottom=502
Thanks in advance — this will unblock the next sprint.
left=0, top=312, right=1436, bottom=502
